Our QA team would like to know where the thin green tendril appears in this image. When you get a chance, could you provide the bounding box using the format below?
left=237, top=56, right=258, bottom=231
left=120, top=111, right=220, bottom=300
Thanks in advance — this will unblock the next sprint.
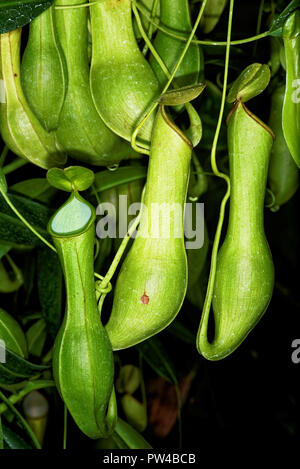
left=134, top=1, right=269, bottom=46
left=196, top=0, right=234, bottom=353
left=131, top=0, right=208, bottom=154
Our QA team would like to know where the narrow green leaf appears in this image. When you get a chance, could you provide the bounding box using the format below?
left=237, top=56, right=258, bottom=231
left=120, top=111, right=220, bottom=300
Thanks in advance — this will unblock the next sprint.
left=0, top=308, right=28, bottom=358
left=2, top=424, right=32, bottom=449
left=0, top=390, right=40, bottom=449
left=166, top=320, right=195, bottom=345
left=0, top=193, right=51, bottom=247
left=0, top=170, right=7, bottom=194
left=37, top=248, right=62, bottom=337
left=0, top=0, right=53, bottom=34
left=0, top=380, right=55, bottom=414
left=93, top=166, right=147, bottom=193
left=0, top=244, right=11, bottom=260
left=158, top=83, right=206, bottom=106
left=0, top=348, right=49, bottom=385
left=10, top=178, right=56, bottom=204
left=26, top=319, right=47, bottom=357
left=269, top=0, right=300, bottom=36
left=113, top=418, right=152, bottom=449
left=137, top=336, right=178, bottom=384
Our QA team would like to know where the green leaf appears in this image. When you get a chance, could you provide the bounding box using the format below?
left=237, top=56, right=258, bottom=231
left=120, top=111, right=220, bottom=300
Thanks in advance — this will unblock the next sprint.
left=227, top=63, right=271, bottom=103
left=269, top=0, right=300, bottom=36
left=136, top=336, right=178, bottom=384
left=185, top=103, right=202, bottom=147
left=113, top=418, right=152, bottom=449
left=2, top=424, right=32, bottom=449
left=0, top=244, right=11, bottom=260
left=10, top=178, right=56, bottom=204
left=0, top=309, right=28, bottom=358
left=0, top=169, right=7, bottom=194
left=0, top=348, right=49, bottom=385
left=0, top=380, right=55, bottom=414
left=166, top=320, right=195, bottom=345
left=93, top=166, right=147, bottom=193
left=37, top=248, right=62, bottom=338
left=0, top=415, right=3, bottom=449
left=26, top=319, right=47, bottom=357
left=0, top=0, right=53, bottom=34
left=116, top=365, right=141, bottom=395
left=158, top=83, right=206, bottom=106
left=201, top=0, right=228, bottom=34
left=0, top=389, right=40, bottom=448
left=282, top=8, right=300, bottom=39
left=120, top=395, right=147, bottom=433
left=47, top=166, right=95, bottom=192
left=0, top=192, right=51, bottom=247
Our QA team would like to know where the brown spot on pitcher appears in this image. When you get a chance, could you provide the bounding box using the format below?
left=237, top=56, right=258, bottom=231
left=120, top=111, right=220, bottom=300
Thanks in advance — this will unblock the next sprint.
left=141, top=291, right=149, bottom=305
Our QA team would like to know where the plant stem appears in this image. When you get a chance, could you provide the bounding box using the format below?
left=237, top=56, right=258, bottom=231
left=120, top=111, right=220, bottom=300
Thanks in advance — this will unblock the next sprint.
left=0, top=188, right=57, bottom=253
left=63, top=405, right=67, bottom=450
left=99, top=209, right=142, bottom=290
left=142, top=0, right=159, bottom=55
left=253, top=0, right=265, bottom=56
left=55, top=1, right=98, bottom=9
left=2, top=158, right=28, bottom=175
left=0, top=381, right=55, bottom=415
left=0, top=146, right=9, bottom=168
left=131, top=0, right=208, bottom=153
left=0, top=389, right=41, bottom=449
left=197, top=0, right=234, bottom=349
left=135, top=1, right=269, bottom=45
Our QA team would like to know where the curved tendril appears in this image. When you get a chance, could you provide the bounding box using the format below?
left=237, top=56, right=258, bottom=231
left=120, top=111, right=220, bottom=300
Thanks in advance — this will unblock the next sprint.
left=132, top=2, right=170, bottom=81
left=0, top=381, right=55, bottom=415
left=134, top=0, right=268, bottom=46
left=197, top=0, right=235, bottom=351
left=99, top=201, right=143, bottom=291
left=253, top=0, right=265, bottom=56
left=55, top=2, right=98, bottom=10
left=142, top=0, right=159, bottom=55
left=0, top=186, right=117, bottom=282
left=0, top=146, right=9, bottom=167
left=0, top=389, right=41, bottom=449
left=131, top=0, right=208, bottom=153
left=0, top=186, right=57, bottom=253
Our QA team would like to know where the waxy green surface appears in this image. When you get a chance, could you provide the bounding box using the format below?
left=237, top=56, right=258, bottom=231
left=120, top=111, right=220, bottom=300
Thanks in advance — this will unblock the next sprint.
left=49, top=193, right=115, bottom=438
left=21, top=5, right=66, bottom=131
left=0, top=29, right=66, bottom=169
left=282, top=10, right=300, bottom=168
left=268, top=85, right=299, bottom=208
left=106, top=107, right=192, bottom=350
left=197, top=103, right=275, bottom=360
left=90, top=0, right=160, bottom=145
left=55, top=0, right=127, bottom=165
left=150, top=0, right=201, bottom=88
